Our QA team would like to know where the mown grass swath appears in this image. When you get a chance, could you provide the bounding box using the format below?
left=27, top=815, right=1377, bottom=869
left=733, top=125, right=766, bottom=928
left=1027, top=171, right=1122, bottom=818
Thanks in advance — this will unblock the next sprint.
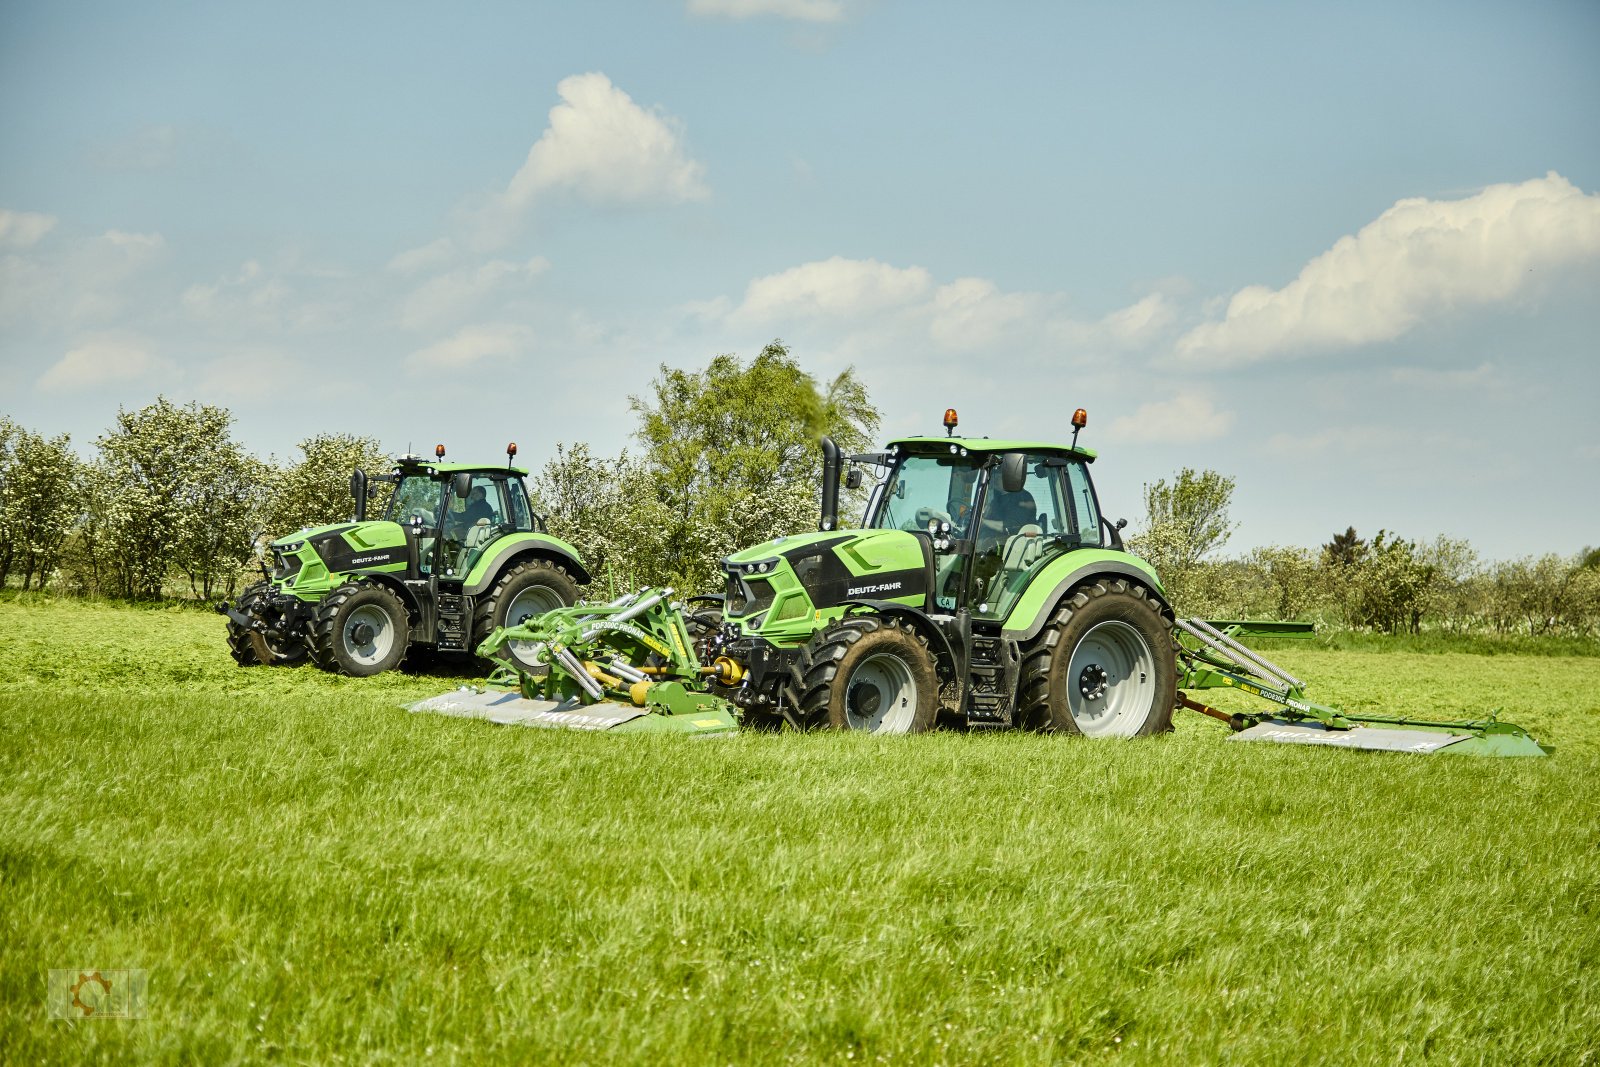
left=1, top=596, right=1597, bottom=1063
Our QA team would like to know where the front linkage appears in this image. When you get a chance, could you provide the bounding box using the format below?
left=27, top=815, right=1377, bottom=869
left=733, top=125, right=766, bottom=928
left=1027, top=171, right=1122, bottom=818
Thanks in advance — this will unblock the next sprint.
left=415, top=588, right=741, bottom=735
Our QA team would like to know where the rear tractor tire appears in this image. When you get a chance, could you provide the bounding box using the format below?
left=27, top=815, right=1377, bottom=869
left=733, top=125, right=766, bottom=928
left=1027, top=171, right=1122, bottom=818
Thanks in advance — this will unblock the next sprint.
left=309, top=581, right=410, bottom=677
left=795, top=617, right=939, bottom=735
left=1018, top=579, right=1176, bottom=737
left=472, top=559, right=580, bottom=672
left=226, top=581, right=309, bottom=667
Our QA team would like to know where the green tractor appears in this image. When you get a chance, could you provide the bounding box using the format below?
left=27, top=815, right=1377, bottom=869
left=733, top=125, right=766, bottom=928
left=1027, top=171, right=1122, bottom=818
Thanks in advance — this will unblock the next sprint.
left=695, top=407, right=1173, bottom=734
left=436, top=408, right=1545, bottom=755
left=220, top=444, right=589, bottom=677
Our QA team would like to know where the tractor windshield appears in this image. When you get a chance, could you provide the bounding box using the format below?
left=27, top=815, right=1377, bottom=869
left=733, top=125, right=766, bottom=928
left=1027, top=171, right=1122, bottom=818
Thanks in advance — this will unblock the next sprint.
left=387, top=475, right=443, bottom=528
left=869, top=454, right=983, bottom=534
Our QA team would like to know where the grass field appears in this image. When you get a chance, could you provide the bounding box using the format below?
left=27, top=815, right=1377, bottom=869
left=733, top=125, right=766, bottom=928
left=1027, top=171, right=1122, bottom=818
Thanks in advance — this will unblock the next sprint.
left=2, top=595, right=1597, bottom=1064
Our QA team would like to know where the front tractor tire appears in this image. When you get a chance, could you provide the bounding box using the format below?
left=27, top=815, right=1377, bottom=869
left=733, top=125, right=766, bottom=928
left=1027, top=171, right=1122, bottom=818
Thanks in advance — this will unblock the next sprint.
left=1018, top=579, right=1176, bottom=737
left=472, top=559, right=580, bottom=672
left=796, top=617, right=939, bottom=735
left=225, top=582, right=308, bottom=667
left=309, top=581, right=410, bottom=677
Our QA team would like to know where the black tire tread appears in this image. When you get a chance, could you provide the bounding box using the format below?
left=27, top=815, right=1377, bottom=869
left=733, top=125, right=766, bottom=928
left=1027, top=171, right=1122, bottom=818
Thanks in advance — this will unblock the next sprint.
left=1016, top=578, right=1176, bottom=735
left=789, top=615, right=938, bottom=733
left=308, top=580, right=409, bottom=676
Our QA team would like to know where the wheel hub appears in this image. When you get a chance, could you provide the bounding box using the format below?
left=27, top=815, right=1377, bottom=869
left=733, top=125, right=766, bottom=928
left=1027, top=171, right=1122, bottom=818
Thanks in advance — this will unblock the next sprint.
left=349, top=621, right=376, bottom=646
left=1078, top=662, right=1109, bottom=700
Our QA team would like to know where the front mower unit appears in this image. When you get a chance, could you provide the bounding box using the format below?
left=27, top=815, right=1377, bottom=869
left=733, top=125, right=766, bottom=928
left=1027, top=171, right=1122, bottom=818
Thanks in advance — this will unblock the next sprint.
left=408, top=588, right=739, bottom=736
left=1175, top=618, right=1549, bottom=757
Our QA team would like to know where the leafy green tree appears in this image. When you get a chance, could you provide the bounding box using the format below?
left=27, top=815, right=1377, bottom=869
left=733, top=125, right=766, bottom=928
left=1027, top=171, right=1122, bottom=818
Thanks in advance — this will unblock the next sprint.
left=263, top=434, right=392, bottom=537
left=529, top=443, right=673, bottom=594
left=0, top=422, right=80, bottom=590
left=1486, top=554, right=1600, bottom=637
left=1246, top=545, right=1319, bottom=619
left=1127, top=467, right=1236, bottom=612
left=1349, top=530, right=1434, bottom=633
left=93, top=397, right=256, bottom=599
left=628, top=342, right=879, bottom=591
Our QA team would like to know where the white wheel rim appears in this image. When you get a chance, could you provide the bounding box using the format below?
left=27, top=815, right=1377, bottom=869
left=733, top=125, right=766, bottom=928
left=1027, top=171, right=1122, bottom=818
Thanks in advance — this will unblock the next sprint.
left=344, top=603, right=396, bottom=667
left=1065, top=620, right=1156, bottom=737
left=844, top=651, right=918, bottom=734
left=506, top=584, right=563, bottom=662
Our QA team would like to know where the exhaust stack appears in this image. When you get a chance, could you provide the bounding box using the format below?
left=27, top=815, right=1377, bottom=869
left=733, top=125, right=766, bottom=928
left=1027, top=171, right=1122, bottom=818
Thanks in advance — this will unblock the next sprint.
left=819, top=435, right=841, bottom=532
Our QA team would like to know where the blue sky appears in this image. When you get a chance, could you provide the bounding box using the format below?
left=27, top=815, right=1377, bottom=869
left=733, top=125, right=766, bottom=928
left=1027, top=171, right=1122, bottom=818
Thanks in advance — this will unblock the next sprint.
left=2, top=0, right=1597, bottom=560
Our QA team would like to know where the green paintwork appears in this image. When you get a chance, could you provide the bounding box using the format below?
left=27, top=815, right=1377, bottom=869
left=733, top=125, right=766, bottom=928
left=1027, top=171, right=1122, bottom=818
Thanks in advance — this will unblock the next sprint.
left=459, top=531, right=586, bottom=587
left=469, top=587, right=741, bottom=732
left=891, top=436, right=1098, bottom=461
left=397, top=460, right=530, bottom=477
left=724, top=527, right=928, bottom=647
left=998, top=547, right=1165, bottom=637
left=1177, top=623, right=1550, bottom=757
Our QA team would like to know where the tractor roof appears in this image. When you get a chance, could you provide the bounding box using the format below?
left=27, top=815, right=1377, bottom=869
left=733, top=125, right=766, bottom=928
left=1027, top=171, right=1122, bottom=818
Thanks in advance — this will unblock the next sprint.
left=889, top=436, right=1097, bottom=461
left=394, top=458, right=530, bottom=477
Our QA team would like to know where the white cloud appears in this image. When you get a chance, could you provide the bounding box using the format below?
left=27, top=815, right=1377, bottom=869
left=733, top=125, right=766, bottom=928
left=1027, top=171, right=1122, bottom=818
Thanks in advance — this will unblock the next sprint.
left=99, top=230, right=166, bottom=258
left=502, top=73, right=708, bottom=213
left=1097, top=293, right=1175, bottom=348
left=712, top=255, right=1176, bottom=364
left=182, top=260, right=290, bottom=320
left=38, top=338, right=177, bottom=393
left=1105, top=393, right=1236, bottom=444
left=1388, top=361, right=1497, bottom=389
left=1177, top=172, right=1600, bottom=365
left=730, top=256, right=933, bottom=323
left=927, top=277, right=1053, bottom=352
left=687, top=0, right=847, bottom=21
left=0, top=209, right=57, bottom=248
left=405, top=323, right=532, bottom=372
left=387, top=238, right=457, bottom=275
left=399, top=256, right=550, bottom=331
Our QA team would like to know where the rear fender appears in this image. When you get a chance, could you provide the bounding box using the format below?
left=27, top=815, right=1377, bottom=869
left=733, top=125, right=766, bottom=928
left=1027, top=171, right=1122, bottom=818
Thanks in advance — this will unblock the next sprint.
left=1001, top=552, right=1169, bottom=643
left=464, top=533, right=592, bottom=592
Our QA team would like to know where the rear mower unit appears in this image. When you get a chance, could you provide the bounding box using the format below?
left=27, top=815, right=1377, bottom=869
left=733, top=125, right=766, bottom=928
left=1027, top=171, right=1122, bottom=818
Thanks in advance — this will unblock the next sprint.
left=219, top=443, right=589, bottom=677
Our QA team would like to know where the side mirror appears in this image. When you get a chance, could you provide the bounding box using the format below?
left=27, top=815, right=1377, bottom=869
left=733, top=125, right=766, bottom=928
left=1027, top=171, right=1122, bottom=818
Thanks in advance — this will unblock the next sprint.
left=845, top=467, right=863, bottom=490
left=450, top=471, right=472, bottom=500
left=1000, top=453, right=1028, bottom=494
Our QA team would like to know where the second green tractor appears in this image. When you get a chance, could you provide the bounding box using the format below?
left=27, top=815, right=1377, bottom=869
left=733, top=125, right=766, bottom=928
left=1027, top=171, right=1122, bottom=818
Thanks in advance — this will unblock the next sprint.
left=220, top=445, right=589, bottom=676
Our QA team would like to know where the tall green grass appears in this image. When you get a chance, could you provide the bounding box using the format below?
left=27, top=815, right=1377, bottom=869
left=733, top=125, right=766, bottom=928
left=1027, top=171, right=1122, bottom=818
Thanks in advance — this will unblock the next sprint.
left=2, top=597, right=1597, bottom=1064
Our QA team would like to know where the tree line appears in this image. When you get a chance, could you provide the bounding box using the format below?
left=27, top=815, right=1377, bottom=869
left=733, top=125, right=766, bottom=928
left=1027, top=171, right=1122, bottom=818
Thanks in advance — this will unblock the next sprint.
left=2, top=344, right=1596, bottom=637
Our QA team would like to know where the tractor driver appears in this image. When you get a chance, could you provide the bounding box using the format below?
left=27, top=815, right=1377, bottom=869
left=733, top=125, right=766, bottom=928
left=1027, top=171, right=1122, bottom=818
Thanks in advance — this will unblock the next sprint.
left=979, top=489, right=1039, bottom=551
left=448, top=485, right=497, bottom=539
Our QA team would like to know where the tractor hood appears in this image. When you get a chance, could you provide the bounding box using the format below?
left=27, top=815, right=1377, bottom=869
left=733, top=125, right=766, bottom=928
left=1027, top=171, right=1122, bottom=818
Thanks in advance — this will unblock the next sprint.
left=721, top=527, right=928, bottom=641
left=267, top=520, right=410, bottom=592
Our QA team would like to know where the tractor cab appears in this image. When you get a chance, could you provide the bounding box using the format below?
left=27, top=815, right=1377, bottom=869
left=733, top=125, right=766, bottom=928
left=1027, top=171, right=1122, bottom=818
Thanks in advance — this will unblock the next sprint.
left=852, top=409, right=1114, bottom=622
left=384, top=454, right=540, bottom=579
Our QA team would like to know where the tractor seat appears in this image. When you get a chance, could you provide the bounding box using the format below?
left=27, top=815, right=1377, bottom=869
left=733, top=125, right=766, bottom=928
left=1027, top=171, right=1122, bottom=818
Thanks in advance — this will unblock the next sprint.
left=455, top=519, right=497, bottom=573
